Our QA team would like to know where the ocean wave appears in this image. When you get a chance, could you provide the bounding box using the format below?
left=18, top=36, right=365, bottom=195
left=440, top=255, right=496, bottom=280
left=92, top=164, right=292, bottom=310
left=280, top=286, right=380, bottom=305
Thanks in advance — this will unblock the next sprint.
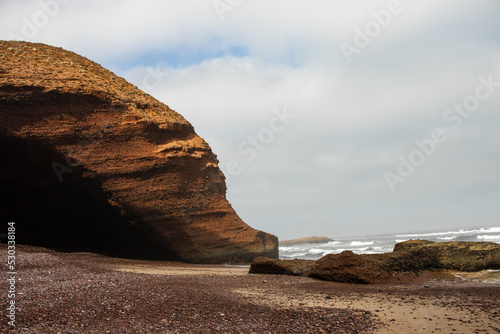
left=397, top=226, right=500, bottom=238
left=477, top=235, right=500, bottom=241
left=280, top=252, right=308, bottom=258
left=371, top=246, right=391, bottom=252
left=350, top=241, right=375, bottom=246
left=280, top=225, right=500, bottom=260
left=308, top=248, right=326, bottom=254
left=438, top=236, right=456, bottom=240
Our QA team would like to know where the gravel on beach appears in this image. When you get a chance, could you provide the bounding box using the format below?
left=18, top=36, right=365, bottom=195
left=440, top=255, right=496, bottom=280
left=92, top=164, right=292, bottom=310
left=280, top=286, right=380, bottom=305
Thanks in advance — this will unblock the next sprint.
left=1, top=245, right=499, bottom=333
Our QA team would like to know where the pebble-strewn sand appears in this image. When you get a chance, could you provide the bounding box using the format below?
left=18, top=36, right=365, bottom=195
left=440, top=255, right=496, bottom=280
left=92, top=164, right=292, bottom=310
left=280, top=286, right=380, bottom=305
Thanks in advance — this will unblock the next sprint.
left=1, top=245, right=499, bottom=333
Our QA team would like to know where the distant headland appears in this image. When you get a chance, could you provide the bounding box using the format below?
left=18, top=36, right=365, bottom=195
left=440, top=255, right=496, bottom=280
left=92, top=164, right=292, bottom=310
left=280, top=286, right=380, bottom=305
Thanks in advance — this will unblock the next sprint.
left=279, top=236, right=333, bottom=247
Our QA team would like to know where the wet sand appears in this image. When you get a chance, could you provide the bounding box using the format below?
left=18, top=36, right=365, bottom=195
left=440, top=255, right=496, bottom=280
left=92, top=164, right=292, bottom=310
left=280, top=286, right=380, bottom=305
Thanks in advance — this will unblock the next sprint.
left=1, top=245, right=499, bottom=333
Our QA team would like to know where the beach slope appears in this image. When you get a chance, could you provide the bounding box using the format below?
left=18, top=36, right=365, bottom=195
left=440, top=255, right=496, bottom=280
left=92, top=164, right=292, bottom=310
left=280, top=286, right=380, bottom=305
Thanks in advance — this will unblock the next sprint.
left=1, top=245, right=499, bottom=333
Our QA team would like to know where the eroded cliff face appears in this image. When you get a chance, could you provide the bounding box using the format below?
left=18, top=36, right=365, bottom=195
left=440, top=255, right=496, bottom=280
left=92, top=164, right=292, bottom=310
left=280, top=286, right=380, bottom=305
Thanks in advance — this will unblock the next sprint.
left=0, top=41, right=278, bottom=263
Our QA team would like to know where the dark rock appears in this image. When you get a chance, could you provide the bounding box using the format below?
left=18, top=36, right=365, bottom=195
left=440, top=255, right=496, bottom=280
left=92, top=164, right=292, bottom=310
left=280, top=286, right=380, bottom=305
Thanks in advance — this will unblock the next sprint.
left=309, top=251, right=391, bottom=284
left=249, top=257, right=315, bottom=276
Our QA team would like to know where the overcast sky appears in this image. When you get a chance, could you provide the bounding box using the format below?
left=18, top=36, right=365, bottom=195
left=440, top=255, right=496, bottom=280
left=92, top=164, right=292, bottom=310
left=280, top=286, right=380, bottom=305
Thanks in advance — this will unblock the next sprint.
left=2, top=0, right=500, bottom=240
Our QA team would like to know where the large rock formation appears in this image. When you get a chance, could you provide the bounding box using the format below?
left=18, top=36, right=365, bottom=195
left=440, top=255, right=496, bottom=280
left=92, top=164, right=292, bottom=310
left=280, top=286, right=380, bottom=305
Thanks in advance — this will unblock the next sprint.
left=309, top=251, right=392, bottom=284
left=0, top=41, right=278, bottom=263
left=250, top=240, right=500, bottom=283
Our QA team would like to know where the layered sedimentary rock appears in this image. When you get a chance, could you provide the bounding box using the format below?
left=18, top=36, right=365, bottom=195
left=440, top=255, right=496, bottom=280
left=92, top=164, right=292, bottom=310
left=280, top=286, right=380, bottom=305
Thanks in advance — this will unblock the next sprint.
left=250, top=240, right=500, bottom=283
left=0, top=41, right=278, bottom=263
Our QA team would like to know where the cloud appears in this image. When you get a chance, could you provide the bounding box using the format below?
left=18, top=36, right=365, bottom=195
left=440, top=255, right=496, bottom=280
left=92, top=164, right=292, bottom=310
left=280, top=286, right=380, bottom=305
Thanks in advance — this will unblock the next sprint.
left=1, top=0, right=500, bottom=239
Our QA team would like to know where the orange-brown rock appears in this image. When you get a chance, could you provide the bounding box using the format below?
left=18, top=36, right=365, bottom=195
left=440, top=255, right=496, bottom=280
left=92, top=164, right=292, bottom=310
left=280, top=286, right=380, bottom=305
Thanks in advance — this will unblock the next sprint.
left=0, top=41, right=278, bottom=263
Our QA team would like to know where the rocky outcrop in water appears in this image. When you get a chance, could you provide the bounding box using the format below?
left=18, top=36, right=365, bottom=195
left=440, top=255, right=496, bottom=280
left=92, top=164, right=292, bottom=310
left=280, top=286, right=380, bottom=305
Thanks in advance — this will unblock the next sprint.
left=250, top=240, right=500, bottom=283
left=279, top=236, right=333, bottom=247
left=0, top=41, right=278, bottom=263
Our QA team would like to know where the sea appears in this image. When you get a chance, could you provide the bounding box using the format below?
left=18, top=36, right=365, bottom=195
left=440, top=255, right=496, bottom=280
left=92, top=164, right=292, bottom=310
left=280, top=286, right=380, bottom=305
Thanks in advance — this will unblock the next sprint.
left=279, top=225, right=500, bottom=284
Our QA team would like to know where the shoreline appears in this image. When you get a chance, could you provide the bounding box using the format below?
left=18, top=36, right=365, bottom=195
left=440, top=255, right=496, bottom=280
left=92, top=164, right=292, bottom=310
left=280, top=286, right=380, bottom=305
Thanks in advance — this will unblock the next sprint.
left=1, top=245, right=499, bottom=333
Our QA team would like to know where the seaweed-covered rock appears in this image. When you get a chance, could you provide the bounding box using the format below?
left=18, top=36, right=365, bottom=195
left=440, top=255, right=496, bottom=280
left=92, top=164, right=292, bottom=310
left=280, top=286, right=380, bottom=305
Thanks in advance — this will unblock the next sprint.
left=393, top=240, right=500, bottom=271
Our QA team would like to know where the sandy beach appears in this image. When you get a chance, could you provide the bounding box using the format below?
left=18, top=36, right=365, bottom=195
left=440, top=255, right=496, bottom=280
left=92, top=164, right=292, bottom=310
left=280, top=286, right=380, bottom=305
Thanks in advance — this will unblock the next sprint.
left=1, top=245, right=499, bottom=333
